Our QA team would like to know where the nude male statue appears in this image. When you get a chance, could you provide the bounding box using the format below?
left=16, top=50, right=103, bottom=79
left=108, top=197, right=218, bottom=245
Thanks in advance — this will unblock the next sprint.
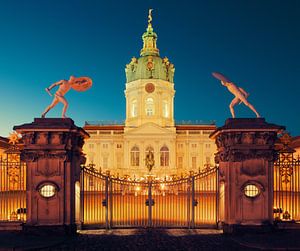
left=221, top=80, right=260, bottom=118
left=41, top=76, right=75, bottom=118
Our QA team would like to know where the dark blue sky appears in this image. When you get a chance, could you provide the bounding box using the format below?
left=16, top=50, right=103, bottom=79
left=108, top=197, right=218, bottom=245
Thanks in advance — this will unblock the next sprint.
left=0, top=0, right=299, bottom=136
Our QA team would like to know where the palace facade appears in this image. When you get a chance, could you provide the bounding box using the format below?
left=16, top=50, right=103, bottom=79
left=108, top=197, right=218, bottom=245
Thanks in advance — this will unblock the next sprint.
left=82, top=15, right=217, bottom=177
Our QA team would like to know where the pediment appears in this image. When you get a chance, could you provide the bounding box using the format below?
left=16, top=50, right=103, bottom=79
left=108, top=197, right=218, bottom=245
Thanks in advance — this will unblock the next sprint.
left=125, top=122, right=175, bottom=136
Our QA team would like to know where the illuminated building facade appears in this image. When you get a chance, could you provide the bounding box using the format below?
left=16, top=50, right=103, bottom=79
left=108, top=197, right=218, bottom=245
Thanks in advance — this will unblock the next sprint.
left=83, top=16, right=217, bottom=177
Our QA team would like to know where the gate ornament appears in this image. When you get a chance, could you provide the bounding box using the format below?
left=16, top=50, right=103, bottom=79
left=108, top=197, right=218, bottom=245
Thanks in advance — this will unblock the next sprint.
left=145, top=150, right=155, bottom=172
left=41, top=75, right=92, bottom=118
left=212, top=72, right=260, bottom=118
left=8, top=131, right=21, bottom=145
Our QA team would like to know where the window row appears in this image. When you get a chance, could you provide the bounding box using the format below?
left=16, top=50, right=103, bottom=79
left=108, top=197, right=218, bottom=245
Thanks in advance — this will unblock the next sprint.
left=131, top=145, right=169, bottom=167
left=177, top=156, right=211, bottom=169
left=131, top=99, right=170, bottom=118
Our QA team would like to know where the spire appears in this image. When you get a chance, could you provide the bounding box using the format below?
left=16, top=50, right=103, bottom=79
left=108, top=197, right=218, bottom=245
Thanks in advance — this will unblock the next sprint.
left=140, top=9, right=160, bottom=57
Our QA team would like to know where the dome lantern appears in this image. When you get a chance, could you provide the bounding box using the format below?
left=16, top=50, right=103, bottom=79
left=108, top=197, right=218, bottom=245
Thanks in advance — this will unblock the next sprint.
left=140, top=9, right=160, bottom=57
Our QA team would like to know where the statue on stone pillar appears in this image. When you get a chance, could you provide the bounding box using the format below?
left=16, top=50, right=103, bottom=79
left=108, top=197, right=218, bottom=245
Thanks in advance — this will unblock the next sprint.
left=212, top=72, right=260, bottom=118
left=41, top=76, right=92, bottom=118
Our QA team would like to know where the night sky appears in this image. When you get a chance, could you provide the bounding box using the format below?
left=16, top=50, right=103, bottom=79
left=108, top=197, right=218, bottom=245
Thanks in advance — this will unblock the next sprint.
left=0, top=0, right=299, bottom=136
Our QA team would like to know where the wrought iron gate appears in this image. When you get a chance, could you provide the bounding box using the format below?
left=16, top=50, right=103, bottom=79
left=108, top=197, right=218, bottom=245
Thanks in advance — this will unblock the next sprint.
left=273, top=138, right=300, bottom=221
left=0, top=146, right=26, bottom=222
left=80, top=166, right=219, bottom=228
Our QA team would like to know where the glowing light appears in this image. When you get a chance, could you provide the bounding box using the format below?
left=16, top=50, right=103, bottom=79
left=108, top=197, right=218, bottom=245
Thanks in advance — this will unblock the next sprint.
left=244, top=184, right=259, bottom=198
left=39, top=184, right=56, bottom=198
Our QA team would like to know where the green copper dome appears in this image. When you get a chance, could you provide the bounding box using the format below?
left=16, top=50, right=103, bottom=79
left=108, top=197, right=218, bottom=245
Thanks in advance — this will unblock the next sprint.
left=125, top=12, right=175, bottom=83
left=125, top=55, right=175, bottom=83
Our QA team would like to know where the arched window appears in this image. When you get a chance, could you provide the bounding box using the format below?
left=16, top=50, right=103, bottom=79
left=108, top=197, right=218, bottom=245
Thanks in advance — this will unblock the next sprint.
left=145, top=97, right=154, bottom=116
left=160, top=145, right=169, bottom=166
left=131, top=100, right=137, bottom=117
left=162, top=100, right=169, bottom=118
left=131, top=146, right=140, bottom=166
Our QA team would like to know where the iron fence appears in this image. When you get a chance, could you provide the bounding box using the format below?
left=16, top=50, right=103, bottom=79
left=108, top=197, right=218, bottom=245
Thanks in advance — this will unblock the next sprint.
left=0, top=147, right=26, bottom=222
left=274, top=150, right=300, bottom=221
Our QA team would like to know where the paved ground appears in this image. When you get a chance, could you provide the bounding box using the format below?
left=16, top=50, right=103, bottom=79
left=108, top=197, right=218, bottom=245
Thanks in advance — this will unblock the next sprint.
left=0, top=228, right=300, bottom=251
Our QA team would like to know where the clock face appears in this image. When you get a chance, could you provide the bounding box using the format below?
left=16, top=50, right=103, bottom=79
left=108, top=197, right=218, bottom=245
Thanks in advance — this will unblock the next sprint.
left=145, top=83, right=155, bottom=93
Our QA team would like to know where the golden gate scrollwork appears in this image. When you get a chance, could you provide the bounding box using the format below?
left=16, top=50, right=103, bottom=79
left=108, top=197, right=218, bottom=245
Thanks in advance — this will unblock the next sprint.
left=80, top=166, right=219, bottom=228
left=0, top=146, right=26, bottom=222
left=274, top=148, right=300, bottom=221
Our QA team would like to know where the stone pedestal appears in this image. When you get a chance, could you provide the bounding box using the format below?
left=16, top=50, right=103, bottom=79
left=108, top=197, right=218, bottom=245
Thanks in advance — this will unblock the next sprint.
left=14, top=118, right=89, bottom=234
left=210, top=118, right=284, bottom=234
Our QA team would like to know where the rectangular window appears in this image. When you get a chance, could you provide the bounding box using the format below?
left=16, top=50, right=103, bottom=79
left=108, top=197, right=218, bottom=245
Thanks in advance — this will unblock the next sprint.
left=178, top=157, right=183, bottom=169
left=103, top=157, right=108, bottom=168
left=117, top=156, right=121, bottom=168
left=192, top=157, right=197, bottom=169
left=146, top=108, right=154, bottom=116
left=103, top=143, right=108, bottom=149
left=177, top=143, right=183, bottom=149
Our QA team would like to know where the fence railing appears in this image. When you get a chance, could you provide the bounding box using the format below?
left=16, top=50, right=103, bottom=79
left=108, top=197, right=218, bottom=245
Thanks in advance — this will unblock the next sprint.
left=274, top=151, right=300, bottom=221
left=80, top=166, right=219, bottom=228
left=0, top=148, right=26, bottom=222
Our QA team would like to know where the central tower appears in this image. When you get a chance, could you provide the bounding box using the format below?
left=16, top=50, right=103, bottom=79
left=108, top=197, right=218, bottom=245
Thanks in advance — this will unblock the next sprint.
left=124, top=10, right=175, bottom=129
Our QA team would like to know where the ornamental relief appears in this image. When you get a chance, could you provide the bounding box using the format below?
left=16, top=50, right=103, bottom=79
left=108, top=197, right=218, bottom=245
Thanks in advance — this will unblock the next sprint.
left=216, top=149, right=276, bottom=162
left=20, top=131, right=84, bottom=147
left=21, top=150, right=69, bottom=162
left=215, top=131, right=277, bottom=149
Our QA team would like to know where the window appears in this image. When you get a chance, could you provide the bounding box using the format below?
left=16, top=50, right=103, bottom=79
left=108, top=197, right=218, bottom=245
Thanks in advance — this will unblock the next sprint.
left=89, top=144, right=94, bottom=149
left=131, top=146, right=140, bottom=166
left=103, top=143, right=108, bottom=149
left=177, top=143, right=183, bottom=149
left=178, top=157, right=183, bottom=169
left=205, top=144, right=211, bottom=149
left=116, top=144, right=122, bottom=149
left=160, top=145, right=169, bottom=166
left=192, top=143, right=197, bottom=148
left=131, top=100, right=137, bottom=117
left=116, top=156, right=122, bottom=169
left=103, top=157, right=108, bottom=169
left=39, top=184, right=57, bottom=198
left=244, top=184, right=260, bottom=198
left=145, top=97, right=154, bottom=116
left=162, top=100, right=169, bottom=118
left=192, top=157, right=197, bottom=169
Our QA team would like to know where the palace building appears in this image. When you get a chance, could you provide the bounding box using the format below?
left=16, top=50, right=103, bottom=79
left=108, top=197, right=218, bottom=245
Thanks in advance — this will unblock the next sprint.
left=82, top=14, right=217, bottom=177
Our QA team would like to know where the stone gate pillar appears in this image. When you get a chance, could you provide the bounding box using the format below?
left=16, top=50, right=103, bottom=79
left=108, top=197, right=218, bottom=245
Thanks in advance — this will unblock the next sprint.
left=14, top=118, right=89, bottom=234
left=210, top=118, right=284, bottom=233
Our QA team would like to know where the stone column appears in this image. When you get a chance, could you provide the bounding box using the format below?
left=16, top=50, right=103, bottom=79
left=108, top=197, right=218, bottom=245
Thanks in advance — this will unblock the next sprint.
left=210, top=118, right=284, bottom=233
left=14, top=118, right=89, bottom=234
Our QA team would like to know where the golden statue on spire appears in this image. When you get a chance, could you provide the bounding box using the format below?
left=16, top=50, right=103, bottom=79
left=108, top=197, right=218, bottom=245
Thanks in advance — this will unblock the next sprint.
left=148, top=9, right=153, bottom=26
